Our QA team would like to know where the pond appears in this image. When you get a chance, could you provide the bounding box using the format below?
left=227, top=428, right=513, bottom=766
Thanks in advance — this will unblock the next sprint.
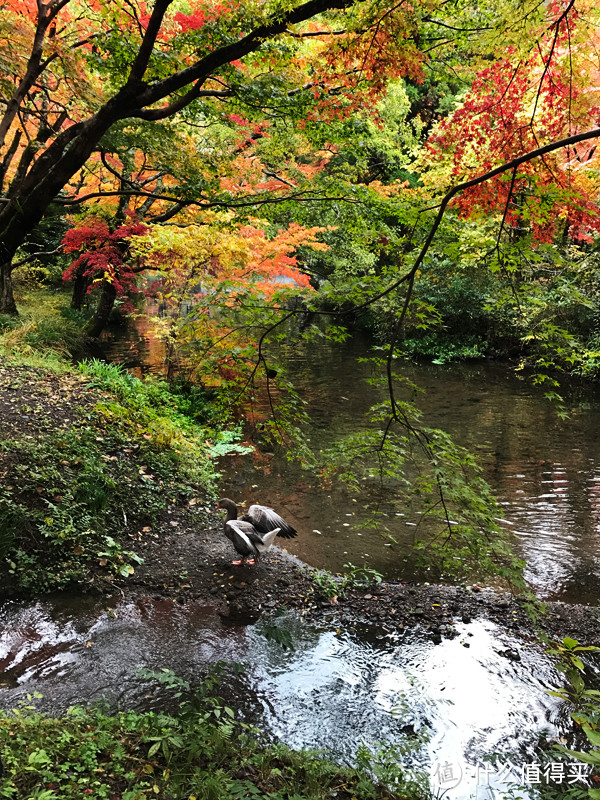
left=104, top=320, right=600, bottom=604
left=0, top=595, right=570, bottom=800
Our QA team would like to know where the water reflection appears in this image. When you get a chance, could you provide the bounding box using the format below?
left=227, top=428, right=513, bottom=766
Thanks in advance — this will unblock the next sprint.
left=228, top=343, right=600, bottom=603
left=104, top=323, right=600, bottom=603
left=0, top=597, right=562, bottom=800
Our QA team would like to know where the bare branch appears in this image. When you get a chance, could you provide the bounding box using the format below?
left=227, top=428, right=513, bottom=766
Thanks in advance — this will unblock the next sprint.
left=11, top=246, right=62, bottom=269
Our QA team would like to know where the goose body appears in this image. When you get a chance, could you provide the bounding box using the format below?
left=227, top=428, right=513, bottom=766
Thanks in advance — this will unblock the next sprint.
left=218, top=498, right=296, bottom=565
left=224, top=519, right=280, bottom=563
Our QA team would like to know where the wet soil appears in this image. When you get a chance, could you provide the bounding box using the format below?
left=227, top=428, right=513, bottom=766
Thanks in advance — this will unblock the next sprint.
left=129, top=517, right=600, bottom=650
left=1, top=358, right=599, bottom=651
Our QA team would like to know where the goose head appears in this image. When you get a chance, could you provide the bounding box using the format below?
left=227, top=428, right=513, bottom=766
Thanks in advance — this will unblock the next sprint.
left=217, top=498, right=238, bottom=518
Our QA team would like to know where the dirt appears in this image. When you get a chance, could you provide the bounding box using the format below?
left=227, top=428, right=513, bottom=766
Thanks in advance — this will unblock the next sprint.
left=127, top=516, right=600, bottom=648
left=1, top=357, right=600, bottom=651
left=0, top=361, right=102, bottom=439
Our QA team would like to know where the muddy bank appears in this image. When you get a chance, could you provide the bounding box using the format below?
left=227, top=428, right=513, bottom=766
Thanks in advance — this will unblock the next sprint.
left=127, top=513, right=600, bottom=649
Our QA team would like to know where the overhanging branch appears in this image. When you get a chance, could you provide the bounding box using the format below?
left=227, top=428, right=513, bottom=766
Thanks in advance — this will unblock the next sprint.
left=367, top=126, right=600, bottom=308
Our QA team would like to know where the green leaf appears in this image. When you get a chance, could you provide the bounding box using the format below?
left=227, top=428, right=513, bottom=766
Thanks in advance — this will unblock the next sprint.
left=27, top=748, right=51, bottom=765
left=561, top=748, right=600, bottom=765
left=583, top=725, right=600, bottom=747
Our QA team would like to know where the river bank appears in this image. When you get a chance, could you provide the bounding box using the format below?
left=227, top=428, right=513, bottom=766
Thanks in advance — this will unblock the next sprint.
left=1, top=356, right=599, bottom=648
left=128, top=506, right=600, bottom=648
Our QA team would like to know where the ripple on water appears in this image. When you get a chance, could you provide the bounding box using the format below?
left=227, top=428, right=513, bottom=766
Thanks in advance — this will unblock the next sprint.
left=0, top=598, right=564, bottom=800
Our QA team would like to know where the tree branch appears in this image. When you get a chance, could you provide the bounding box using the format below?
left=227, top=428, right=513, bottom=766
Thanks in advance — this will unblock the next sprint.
left=128, top=0, right=174, bottom=83
left=358, top=126, right=600, bottom=309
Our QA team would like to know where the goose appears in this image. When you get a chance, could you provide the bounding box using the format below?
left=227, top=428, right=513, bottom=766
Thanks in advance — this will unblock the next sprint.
left=217, top=498, right=297, bottom=565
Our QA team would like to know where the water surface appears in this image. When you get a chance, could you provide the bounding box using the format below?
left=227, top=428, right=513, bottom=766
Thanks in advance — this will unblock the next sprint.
left=0, top=595, right=566, bottom=800
left=220, top=334, right=600, bottom=603
left=104, top=323, right=600, bottom=603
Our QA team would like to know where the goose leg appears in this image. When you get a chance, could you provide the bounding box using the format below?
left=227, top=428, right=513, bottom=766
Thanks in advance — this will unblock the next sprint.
left=231, top=559, right=243, bottom=565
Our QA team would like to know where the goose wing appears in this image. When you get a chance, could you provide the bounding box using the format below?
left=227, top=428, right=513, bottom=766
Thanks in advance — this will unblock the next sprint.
left=242, top=504, right=297, bottom=540
left=224, top=520, right=261, bottom=557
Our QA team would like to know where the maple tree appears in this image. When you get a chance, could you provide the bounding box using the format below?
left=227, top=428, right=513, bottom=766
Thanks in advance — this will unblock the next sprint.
left=1, top=0, right=599, bottom=375
left=0, top=0, right=429, bottom=316
left=61, top=214, right=148, bottom=335
left=123, top=214, right=330, bottom=386
left=422, top=0, right=600, bottom=243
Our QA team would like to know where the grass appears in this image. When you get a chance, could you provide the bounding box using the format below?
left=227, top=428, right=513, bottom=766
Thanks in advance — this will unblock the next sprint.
left=0, top=285, right=252, bottom=593
left=0, top=358, right=249, bottom=593
left=0, top=287, right=87, bottom=363
left=0, top=672, right=432, bottom=800
left=310, top=563, right=384, bottom=601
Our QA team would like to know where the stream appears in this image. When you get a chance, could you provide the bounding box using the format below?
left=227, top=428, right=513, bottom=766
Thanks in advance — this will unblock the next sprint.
left=0, top=595, right=571, bottom=799
left=103, top=320, right=600, bottom=604
left=221, top=336, right=600, bottom=605
left=2, top=324, right=599, bottom=798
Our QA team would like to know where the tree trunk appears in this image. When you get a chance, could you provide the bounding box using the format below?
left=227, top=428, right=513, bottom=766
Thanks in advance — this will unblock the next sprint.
left=85, top=280, right=116, bottom=338
left=71, top=269, right=90, bottom=311
left=0, top=262, right=18, bottom=316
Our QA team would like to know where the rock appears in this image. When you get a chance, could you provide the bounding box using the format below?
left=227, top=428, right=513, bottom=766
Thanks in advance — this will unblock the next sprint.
left=498, top=648, right=521, bottom=662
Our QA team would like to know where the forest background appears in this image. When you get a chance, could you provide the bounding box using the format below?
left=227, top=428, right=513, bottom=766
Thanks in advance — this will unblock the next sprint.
left=3, top=1, right=600, bottom=797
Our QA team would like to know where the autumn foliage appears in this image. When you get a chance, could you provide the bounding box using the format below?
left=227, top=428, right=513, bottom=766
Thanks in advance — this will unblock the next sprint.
left=2, top=0, right=600, bottom=339
left=62, top=217, right=149, bottom=306
left=425, top=0, right=600, bottom=243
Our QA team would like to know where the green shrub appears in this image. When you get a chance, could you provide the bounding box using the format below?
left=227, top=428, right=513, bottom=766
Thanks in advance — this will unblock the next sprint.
left=0, top=315, right=19, bottom=333
left=0, top=674, right=432, bottom=799
left=0, top=360, right=250, bottom=592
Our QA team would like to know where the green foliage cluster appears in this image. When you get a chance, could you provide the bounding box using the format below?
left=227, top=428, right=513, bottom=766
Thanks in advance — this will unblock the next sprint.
left=310, top=563, right=384, bottom=601
left=536, top=639, right=600, bottom=799
left=0, top=359, right=247, bottom=592
left=400, top=333, right=487, bottom=364
left=0, top=289, right=87, bottom=361
left=316, top=367, right=528, bottom=591
left=0, top=672, right=431, bottom=800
